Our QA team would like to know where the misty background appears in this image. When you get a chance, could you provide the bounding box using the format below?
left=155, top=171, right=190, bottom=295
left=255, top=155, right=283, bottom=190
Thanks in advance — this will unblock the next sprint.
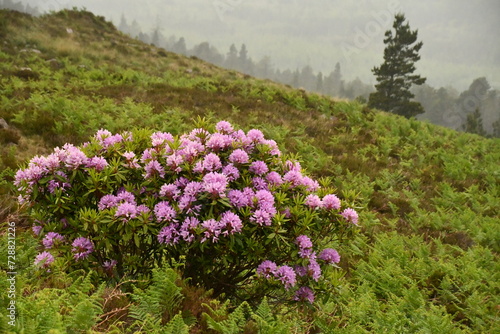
left=4, top=0, right=500, bottom=135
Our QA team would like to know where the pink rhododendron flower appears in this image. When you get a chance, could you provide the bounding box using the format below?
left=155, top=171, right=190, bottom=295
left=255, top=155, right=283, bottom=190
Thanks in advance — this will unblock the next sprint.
left=42, top=232, right=64, bottom=249
left=322, top=194, right=341, bottom=210
left=305, top=194, right=323, bottom=209
left=319, top=248, right=341, bottom=264
left=228, top=149, right=249, bottom=164
left=202, top=172, right=228, bottom=197
left=275, top=265, right=296, bottom=289
left=257, top=260, right=278, bottom=279
left=72, top=237, right=94, bottom=261
left=341, top=208, right=359, bottom=225
left=294, top=286, right=315, bottom=303
left=34, top=251, right=55, bottom=268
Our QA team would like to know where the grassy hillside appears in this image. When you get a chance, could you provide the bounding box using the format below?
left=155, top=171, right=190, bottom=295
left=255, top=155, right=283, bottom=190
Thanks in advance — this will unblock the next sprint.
left=0, top=9, right=499, bottom=333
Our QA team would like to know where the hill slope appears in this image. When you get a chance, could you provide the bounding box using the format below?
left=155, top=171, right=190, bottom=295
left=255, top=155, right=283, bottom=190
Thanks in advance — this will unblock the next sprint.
left=0, top=9, right=499, bottom=333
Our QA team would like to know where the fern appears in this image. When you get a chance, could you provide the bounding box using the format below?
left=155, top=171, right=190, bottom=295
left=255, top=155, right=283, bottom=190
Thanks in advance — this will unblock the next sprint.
left=65, top=286, right=105, bottom=333
left=162, top=312, right=191, bottom=334
left=129, top=266, right=184, bottom=326
left=203, top=301, right=251, bottom=334
left=11, top=271, right=104, bottom=334
left=252, top=297, right=292, bottom=334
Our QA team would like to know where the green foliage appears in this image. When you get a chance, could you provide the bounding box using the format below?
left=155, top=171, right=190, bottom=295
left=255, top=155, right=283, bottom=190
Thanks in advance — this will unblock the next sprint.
left=130, top=266, right=184, bottom=326
left=0, top=270, right=104, bottom=334
left=203, top=297, right=300, bottom=333
left=204, top=301, right=252, bottom=333
left=163, top=313, right=191, bottom=334
left=251, top=297, right=293, bottom=333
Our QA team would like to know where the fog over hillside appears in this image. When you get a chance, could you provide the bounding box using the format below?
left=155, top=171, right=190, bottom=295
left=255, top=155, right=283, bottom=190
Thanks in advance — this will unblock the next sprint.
left=18, top=0, right=500, bottom=90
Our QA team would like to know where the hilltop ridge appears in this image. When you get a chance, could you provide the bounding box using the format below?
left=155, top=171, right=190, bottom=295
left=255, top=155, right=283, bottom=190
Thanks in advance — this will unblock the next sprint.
left=0, top=9, right=499, bottom=333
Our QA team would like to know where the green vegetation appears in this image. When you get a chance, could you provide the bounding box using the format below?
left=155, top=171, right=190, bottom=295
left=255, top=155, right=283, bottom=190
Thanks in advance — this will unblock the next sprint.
left=0, top=9, right=499, bottom=333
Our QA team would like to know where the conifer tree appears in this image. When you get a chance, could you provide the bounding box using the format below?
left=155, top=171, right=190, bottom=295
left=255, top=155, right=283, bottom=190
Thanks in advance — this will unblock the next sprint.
left=225, top=44, right=238, bottom=70
left=368, top=13, right=426, bottom=118
left=463, top=108, right=487, bottom=137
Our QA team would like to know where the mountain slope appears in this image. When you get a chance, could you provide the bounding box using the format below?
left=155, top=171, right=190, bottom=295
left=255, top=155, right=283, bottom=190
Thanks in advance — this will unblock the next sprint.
left=0, top=9, right=499, bottom=333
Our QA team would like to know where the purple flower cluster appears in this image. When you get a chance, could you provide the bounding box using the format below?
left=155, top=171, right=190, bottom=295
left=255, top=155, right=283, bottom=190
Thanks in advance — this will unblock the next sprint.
left=302, top=193, right=358, bottom=226
left=42, top=232, right=64, bottom=249
left=294, top=286, right=315, bottom=303
left=95, top=129, right=126, bottom=148
left=154, top=201, right=177, bottom=222
left=202, top=172, right=228, bottom=197
left=341, top=208, right=359, bottom=225
left=318, top=248, right=341, bottom=264
left=103, top=259, right=118, bottom=271
left=86, top=156, right=108, bottom=171
left=72, top=237, right=94, bottom=261
left=304, top=194, right=342, bottom=210
left=123, top=151, right=140, bottom=168
left=158, top=209, right=244, bottom=245
left=34, top=251, right=55, bottom=268
left=14, top=146, right=90, bottom=194
left=229, top=149, right=249, bottom=164
left=249, top=161, right=269, bottom=175
left=200, top=211, right=243, bottom=242
left=282, top=171, right=320, bottom=192
left=46, top=171, right=71, bottom=194
left=257, top=261, right=297, bottom=289
left=144, top=160, right=165, bottom=178
left=256, top=260, right=278, bottom=278
left=98, top=190, right=150, bottom=222
left=258, top=234, right=342, bottom=303
left=32, top=225, right=43, bottom=236
left=296, top=235, right=314, bottom=258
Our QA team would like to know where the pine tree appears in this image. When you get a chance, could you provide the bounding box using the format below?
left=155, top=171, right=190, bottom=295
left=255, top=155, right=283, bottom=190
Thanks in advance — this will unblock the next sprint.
left=463, top=108, right=487, bottom=137
left=493, top=119, right=500, bottom=138
left=118, top=14, right=129, bottom=34
left=316, top=72, right=324, bottom=93
left=368, top=13, right=426, bottom=118
left=238, top=44, right=250, bottom=73
left=225, top=44, right=238, bottom=70
left=151, top=28, right=161, bottom=46
left=173, top=37, right=187, bottom=55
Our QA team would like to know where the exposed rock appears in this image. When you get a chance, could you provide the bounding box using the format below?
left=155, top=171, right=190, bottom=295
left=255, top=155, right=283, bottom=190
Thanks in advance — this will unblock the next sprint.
left=46, top=58, right=63, bottom=70
left=20, top=48, right=41, bottom=54
left=66, top=27, right=74, bottom=34
left=14, top=67, right=39, bottom=80
left=0, top=118, right=8, bottom=129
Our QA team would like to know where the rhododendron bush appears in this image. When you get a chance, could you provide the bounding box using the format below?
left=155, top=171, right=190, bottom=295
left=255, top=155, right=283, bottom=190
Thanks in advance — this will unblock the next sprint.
left=15, top=120, right=359, bottom=301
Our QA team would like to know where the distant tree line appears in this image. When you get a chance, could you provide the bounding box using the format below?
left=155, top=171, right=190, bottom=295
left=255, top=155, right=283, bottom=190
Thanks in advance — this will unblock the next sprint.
left=0, top=0, right=40, bottom=15
left=124, top=14, right=499, bottom=138
left=118, top=15, right=374, bottom=101
left=413, top=77, right=500, bottom=137
left=3, top=3, right=499, bottom=138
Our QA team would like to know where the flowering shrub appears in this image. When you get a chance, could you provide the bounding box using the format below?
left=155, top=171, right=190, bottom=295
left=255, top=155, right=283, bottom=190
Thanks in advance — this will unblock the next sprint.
left=15, top=120, right=358, bottom=301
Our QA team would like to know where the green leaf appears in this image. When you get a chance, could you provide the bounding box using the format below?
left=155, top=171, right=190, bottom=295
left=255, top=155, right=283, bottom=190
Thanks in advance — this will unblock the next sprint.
left=134, top=233, right=140, bottom=247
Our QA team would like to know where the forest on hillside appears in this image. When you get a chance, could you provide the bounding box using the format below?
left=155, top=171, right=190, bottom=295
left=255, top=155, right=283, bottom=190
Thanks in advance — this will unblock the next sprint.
left=125, top=25, right=500, bottom=139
